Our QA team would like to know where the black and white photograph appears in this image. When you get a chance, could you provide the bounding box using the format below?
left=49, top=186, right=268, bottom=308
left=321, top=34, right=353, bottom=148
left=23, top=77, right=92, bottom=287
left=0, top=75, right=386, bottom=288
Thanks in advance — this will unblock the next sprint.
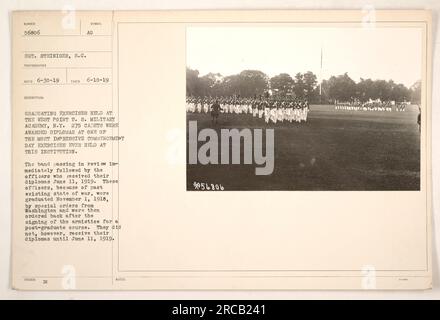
left=186, top=26, right=422, bottom=191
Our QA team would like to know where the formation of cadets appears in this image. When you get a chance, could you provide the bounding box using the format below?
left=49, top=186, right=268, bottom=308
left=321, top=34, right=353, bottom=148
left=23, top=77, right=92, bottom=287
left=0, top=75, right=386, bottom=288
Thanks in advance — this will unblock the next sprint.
left=334, top=99, right=408, bottom=112
left=186, top=96, right=310, bottom=123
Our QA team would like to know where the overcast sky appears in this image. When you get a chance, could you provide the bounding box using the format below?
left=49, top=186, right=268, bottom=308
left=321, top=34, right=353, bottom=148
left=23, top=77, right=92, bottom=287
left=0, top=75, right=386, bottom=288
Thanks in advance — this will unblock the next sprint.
left=186, top=26, right=422, bottom=87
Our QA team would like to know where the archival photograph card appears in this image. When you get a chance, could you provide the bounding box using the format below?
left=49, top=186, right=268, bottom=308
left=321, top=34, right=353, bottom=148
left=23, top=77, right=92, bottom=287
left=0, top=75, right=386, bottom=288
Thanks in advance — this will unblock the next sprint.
left=185, top=26, right=423, bottom=191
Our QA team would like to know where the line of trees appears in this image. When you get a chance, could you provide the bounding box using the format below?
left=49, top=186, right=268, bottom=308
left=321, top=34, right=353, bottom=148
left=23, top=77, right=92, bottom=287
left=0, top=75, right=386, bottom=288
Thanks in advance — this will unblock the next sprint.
left=186, top=68, right=421, bottom=104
